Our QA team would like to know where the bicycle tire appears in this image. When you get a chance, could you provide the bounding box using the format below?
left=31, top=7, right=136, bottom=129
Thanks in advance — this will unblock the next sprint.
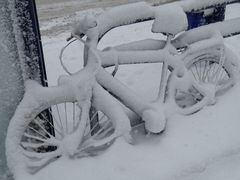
left=6, top=81, right=115, bottom=176
left=175, top=46, right=236, bottom=108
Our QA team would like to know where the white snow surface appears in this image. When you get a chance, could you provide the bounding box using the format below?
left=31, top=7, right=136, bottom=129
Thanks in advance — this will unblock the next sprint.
left=18, top=2, right=240, bottom=180
left=152, top=3, right=188, bottom=34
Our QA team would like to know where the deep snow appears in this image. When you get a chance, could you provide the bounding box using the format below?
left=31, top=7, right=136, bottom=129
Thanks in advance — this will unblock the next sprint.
left=15, top=2, right=240, bottom=180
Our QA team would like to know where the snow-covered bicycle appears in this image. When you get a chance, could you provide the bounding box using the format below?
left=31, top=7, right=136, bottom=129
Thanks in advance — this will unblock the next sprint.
left=6, top=1, right=240, bottom=178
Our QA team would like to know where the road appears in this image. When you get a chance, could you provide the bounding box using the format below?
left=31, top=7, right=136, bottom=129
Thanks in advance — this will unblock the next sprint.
left=36, top=0, right=177, bottom=36
left=36, top=0, right=176, bottom=22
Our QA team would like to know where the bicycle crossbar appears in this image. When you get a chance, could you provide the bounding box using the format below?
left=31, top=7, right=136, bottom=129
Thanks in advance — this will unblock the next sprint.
left=202, top=17, right=240, bottom=38
left=173, top=17, right=240, bottom=48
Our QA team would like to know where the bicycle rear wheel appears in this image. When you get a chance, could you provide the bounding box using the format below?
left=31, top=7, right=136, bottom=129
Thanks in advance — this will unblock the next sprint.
left=175, top=46, right=236, bottom=108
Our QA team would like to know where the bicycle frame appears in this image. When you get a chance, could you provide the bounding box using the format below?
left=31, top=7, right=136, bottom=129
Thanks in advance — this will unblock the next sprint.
left=54, top=0, right=240, bottom=148
left=58, top=31, right=223, bottom=137
left=74, top=0, right=240, bottom=132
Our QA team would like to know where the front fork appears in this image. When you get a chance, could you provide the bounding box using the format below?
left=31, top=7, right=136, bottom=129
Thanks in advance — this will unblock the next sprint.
left=157, top=34, right=176, bottom=103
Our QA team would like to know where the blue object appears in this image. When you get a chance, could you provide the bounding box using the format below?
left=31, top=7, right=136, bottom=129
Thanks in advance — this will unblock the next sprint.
left=186, top=11, right=205, bottom=29
left=187, top=5, right=226, bottom=30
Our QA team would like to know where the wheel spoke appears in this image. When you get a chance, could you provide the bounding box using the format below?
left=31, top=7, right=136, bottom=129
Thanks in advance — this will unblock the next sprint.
left=73, top=103, right=76, bottom=131
left=23, top=149, right=60, bottom=160
left=177, top=49, right=230, bottom=109
left=27, top=126, right=49, bottom=140
left=33, top=119, right=54, bottom=139
left=202, top=59, right=208, bottom=82
left=190, top=68, right=197, bottom=80
left=56, top=104, right=64, bottom=134
left=92, top=119, right=112, bottom=139
left=38, top=113, right=63, bottom=138
left=203, top=60, right=210, bottom=83
left=19, top=101, right=115, bottom=173
left=85, top=113, right=107, bottom=137
left=64, top=102, right=68, bottom=134
left=21, top=142, right=52, bottom=149
left=49, top=109, right=63, bottom=134
left=194, top=63, right=201, bottom=81
left=23, top=133, right=48, bottom=143
left=199, top=58, right=204, bottom=81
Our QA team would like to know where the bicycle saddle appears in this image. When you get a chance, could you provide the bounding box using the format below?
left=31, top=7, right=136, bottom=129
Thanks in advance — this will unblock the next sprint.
left=152, top=4, right=188, bottom=36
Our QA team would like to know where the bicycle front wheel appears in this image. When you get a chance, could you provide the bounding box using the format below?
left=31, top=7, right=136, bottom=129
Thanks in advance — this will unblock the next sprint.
left=6, top=81, right=115, bottom=176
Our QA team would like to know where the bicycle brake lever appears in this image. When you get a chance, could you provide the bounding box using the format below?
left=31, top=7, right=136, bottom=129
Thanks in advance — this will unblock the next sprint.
left=67, top=33, right=85, bottom=42
left=66, top=35, right=73, bottom=42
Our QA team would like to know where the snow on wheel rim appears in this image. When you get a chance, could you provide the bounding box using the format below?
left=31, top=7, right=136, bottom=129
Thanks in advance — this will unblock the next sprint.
left=175, top=47, right=232, bottom=108
left=7, top=100, right=116, bottom=174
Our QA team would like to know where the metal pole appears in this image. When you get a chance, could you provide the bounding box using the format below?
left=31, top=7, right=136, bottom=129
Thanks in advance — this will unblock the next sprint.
left=0, top=0, right=53, bottom=179
left=0, top=0, right=24, bottom=179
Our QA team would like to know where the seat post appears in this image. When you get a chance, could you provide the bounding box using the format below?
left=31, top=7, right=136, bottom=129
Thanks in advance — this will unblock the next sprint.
left=157, top=34, right=174, bottom=103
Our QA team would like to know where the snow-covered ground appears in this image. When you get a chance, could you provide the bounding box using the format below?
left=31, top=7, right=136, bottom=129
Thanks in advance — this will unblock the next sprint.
left=21, top=2, right=240, bottom=180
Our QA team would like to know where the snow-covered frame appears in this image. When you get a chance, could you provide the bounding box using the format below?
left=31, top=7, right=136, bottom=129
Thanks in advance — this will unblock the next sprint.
left=89, top=0, right=240, bottom=133
left=82, top=0, right=240, bottom=120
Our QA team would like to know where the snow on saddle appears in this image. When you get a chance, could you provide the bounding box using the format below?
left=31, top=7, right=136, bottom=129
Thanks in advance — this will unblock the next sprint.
left=152, top=4, right=188, bottom=36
